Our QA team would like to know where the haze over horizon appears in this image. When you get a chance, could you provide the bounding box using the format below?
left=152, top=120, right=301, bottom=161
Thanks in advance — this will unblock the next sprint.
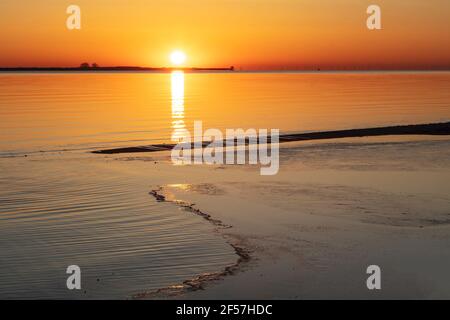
left=1, top=0, right=449, bottom=70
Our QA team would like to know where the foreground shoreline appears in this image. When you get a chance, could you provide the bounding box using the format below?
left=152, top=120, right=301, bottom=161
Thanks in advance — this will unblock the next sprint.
left=93, top=121, right=450, bottom=154
left=132, top=187, right=251, bottom=299
left=138, top=136, right=450, bottom=299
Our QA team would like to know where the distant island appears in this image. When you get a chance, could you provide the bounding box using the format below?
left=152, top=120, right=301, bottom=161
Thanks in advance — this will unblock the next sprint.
left=0, top=63, right=235, bottom=72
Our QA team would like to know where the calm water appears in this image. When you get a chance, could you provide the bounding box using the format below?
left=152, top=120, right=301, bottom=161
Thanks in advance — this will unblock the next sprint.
left=0, top=155, right=237, bottom=299
left=0, top=72, right=449, bottom=299
left=0, top=72, right=449, bottom=155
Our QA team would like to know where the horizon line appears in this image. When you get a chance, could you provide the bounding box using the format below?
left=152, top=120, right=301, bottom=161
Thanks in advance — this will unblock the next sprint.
left=0, top=65, right=449, bottom=72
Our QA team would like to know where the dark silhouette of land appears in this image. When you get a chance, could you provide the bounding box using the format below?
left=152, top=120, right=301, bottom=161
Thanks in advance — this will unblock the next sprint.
left=93, top=121, right=450, bottom=154
left=0, top=66, right=235, bottom=72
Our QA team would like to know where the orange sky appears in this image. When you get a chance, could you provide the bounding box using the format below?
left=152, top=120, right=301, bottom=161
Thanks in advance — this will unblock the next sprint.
left=0, top=0, right=449, bottom=69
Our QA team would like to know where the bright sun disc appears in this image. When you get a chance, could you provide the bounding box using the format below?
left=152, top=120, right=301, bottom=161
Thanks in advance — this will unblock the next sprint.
left=170, top=50, right=186, bottom=66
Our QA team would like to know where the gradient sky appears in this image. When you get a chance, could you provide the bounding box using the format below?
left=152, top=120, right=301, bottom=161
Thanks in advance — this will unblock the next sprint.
left=0, top=0, right=449, bottom=69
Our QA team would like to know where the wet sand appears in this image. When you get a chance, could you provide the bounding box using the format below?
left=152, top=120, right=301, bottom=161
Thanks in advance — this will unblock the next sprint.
left=90, top=122, right=450, bottom=299
left=108, top=135, right=450, bottom=299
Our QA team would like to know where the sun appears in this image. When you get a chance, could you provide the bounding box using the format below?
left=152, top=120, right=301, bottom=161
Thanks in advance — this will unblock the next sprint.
left=170, top=50, right=187, bottom=66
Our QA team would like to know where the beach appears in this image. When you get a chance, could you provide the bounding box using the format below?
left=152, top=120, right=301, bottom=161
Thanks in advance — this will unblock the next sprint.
left=2, top=134, right=450, bottom=299
left=109, top=135, right=450, bottom=299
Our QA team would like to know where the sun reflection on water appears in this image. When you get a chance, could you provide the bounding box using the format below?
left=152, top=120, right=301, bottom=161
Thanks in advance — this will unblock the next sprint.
left=171, top=71, right=189, bottom=142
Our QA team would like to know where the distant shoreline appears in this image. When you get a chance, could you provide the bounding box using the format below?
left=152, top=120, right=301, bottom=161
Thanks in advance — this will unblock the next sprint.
left=0, top=66, right=234, bottom=72
left=93, top=121, right=450, bottom=154
left=0, top=67, right=448, bottom=73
